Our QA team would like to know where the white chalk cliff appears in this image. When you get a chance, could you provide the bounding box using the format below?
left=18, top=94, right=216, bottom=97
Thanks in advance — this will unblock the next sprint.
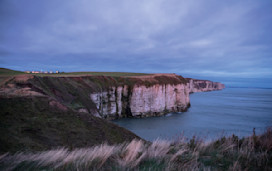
left=90, top=74, right=224, bottom=119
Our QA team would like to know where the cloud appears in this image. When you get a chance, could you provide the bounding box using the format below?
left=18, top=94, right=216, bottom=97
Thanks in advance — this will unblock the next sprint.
left=0, top=0, right=271, bottom=78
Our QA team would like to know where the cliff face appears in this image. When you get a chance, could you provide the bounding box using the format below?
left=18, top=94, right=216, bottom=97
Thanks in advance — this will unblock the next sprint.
left=90, top=83, right=190, bottom=118
left=89, top=77, right=224, bottom=118
left=0, top=73, right=224, bottom=119
left=186, top=78, right=225, bottom=93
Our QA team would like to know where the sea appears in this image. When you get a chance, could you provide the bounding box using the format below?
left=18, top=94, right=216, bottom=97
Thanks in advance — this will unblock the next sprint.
left=113, top=78, right=272, bottom=141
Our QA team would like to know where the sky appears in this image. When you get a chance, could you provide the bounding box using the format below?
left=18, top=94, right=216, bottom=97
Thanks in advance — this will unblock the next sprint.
left=0, top=0, right=272, bottom=81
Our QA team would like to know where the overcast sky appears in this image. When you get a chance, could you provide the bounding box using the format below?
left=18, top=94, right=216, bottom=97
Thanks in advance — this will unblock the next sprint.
left=0, top=0, right=271, bottom=79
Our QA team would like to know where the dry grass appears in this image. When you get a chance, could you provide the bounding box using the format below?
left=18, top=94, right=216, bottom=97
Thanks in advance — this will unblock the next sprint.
left=1, top=128, right=271, bottom=171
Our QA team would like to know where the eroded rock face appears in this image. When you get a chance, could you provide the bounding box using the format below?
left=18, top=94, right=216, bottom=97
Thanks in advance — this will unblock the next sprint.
left=90, top=86, right=124, bottom=118
left=90, top=84, right=190, bottom=119
left=130, top=84, right=190, bottom=117
left=90, top=86, right=128, bottom=119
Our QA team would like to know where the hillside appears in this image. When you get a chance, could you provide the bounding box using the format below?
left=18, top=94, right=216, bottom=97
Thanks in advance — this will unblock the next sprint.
left=0, top=96, right=140, bottom=153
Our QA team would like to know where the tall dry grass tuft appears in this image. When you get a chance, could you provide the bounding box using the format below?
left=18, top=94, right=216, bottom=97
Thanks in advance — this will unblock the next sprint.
left=0, top=148, right=70, bottom=170
left=116, top=139, right=146, bottom=168
left=0, top=128, right=271, bottom=170
left=147, top=139, right=170, bottom=159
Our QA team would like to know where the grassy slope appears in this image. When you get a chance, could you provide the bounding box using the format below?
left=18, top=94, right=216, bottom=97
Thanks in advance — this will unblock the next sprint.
left=0, top=97, right=140, bottom=153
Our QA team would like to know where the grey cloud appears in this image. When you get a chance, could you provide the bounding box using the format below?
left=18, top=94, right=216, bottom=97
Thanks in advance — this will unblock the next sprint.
left=0, top=0, right=271, bottom=78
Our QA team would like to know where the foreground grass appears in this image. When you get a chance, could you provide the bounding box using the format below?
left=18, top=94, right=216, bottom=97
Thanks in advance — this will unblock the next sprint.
left=1, top=128, right=271, bottom=171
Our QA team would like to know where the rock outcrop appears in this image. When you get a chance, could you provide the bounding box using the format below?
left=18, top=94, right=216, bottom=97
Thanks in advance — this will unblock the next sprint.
left=90, top=83, right=190, bottom=118
left=186, top=78, right=225, bottom=93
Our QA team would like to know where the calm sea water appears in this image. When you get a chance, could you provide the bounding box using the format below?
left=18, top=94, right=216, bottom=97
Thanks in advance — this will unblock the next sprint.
left=113, top=88, right=272, bottom=141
